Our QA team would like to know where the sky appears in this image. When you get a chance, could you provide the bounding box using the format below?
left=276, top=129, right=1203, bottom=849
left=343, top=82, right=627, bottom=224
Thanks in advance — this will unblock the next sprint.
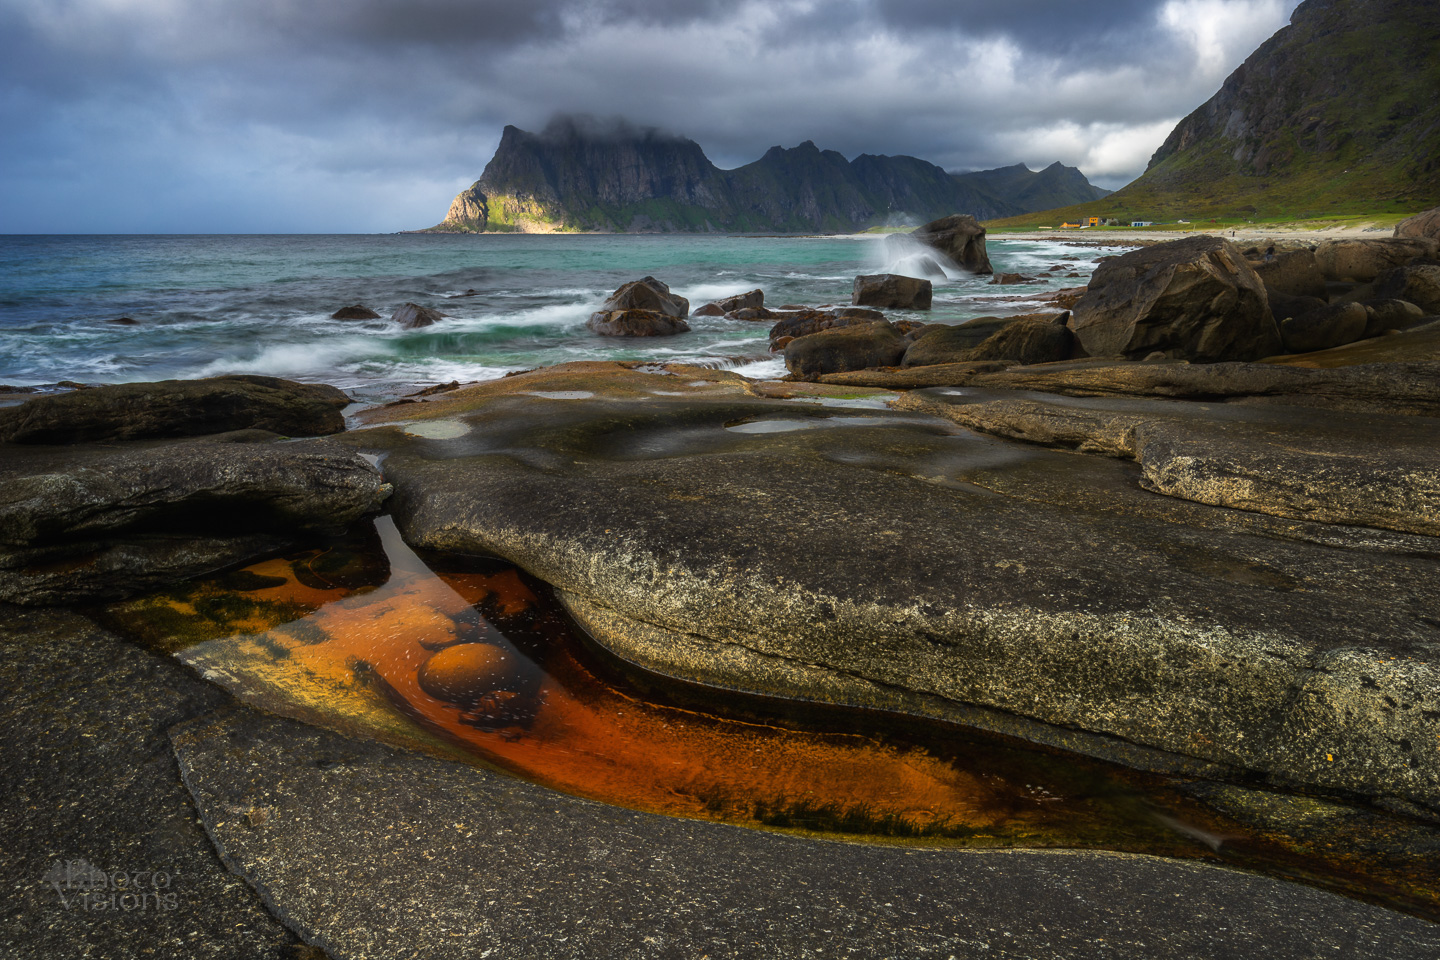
left=0, top=0, right=1305, bottom=233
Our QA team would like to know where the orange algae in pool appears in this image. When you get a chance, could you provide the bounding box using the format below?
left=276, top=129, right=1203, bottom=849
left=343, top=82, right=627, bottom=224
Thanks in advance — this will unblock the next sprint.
left=98, top=518, right=1440, bottom=920
left=105, top=518, right=1186, bottom=845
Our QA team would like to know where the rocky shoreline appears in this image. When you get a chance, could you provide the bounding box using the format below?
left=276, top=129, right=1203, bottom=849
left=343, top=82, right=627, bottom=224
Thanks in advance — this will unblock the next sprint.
left=6, top=219, right=1440, bottom=957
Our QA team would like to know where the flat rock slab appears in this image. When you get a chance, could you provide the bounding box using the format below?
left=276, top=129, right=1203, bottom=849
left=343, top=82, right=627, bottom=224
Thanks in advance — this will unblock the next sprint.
left=345, top=363, right=1440, bottom=810
left=0, top=375, right=351, bottom=443
left=814, top=357, right=1440, bottom=417
left=172, top=707, right=1440, bottom=960
left=0, top=435, right=387, bottom=604
left=0, top=606, right=300, bottom=959
left=893, top=387, right=1440, bottom=537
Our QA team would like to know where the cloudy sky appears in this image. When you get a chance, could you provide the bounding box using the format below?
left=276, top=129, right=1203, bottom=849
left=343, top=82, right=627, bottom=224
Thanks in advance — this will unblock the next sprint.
left=0, top=0, right=1303, bottom=233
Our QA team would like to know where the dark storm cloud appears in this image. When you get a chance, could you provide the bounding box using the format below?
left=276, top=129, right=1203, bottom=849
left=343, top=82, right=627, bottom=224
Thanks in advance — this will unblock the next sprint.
left=0, top=0, right=1303, bottom=232
left=874, top=0, right=1169, bottom=50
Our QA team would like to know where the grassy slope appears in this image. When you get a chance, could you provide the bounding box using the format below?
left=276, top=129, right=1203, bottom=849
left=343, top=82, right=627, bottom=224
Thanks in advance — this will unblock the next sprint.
left=987, top=4, right=1440, bottom=232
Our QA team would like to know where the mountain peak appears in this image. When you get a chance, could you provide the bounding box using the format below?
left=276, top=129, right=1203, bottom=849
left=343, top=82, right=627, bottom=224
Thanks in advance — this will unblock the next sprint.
left=421, top=120, right=1100, bottom=233
left=1121, top=0, right=1440, bottom=215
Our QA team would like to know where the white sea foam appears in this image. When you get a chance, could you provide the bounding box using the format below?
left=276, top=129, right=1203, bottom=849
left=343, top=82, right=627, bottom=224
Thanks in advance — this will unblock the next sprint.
left=729, top=357, right=787, bottom=380
left=186, top=337, right=377, bottom=380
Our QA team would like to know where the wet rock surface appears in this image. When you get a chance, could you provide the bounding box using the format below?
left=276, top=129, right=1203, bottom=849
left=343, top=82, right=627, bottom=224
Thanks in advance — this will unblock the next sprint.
left=0, top=375, right=351, bottom=443
left=171, top=706, right=1440, bottom=960
left=0, top=606, right=301, bottom=959
left=814, top=355, right=1440, bottom=416
left=0, top=436, right=386, bottom=604
left=348, top=362, right=1440, bottom=812
left=892, top=388, right=1440, bottom=537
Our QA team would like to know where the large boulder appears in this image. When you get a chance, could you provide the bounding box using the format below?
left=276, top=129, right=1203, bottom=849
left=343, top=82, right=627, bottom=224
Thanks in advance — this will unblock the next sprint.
left=768, top=310, right=846, bottom=344
left=1395, top=206, right=1440, bottom=241
left=903, top=318, right=1015, bottom=367
left=0, top=376, right=350, bottom=444
left=909, top=215, right=994, bottom=274
left=1070, top=236, right=1281, bottom=362
left=1250, top=249, right=1327, bottom=299
left=0, top=438, right=387, bottom=604
left=392, top=303, right=445, bottom=329
left=592, top=276, right=689, bottom=320
left=964, top=317, right=1075, bottom=365
left=902, top=315, right=1074, bottom=368
left=784, top=321, right=908, bottom=378
left=1372, top=263, right=1440, bottom=314
left=852, top=274, right=932, bottom=310
left=586, top=310, right=691, bottom=337
left=1312, top=238, right=1440, bottom=282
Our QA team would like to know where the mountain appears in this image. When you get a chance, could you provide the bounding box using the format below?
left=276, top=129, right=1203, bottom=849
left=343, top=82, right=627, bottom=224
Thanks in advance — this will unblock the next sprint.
left=990, top=0, right=1440, bottom=227
left=421, top=118, right=1102, bottom=233
left=952, top=162, right=1111, bottom=213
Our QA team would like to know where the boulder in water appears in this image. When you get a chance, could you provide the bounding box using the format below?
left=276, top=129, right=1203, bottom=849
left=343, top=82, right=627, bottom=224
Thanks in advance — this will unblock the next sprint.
left=697, top=289, right=763, bottom=316
left=593, top=276, right=689, bottom=320
left=586, top=310, right=691, bottom=337
left=852, top=274, right=932, bottom=310
left=392, top=303, right=445, bottom=329
left=909, top=214, right=993, bottom=274
left=332, top=304, right=381, bottom=320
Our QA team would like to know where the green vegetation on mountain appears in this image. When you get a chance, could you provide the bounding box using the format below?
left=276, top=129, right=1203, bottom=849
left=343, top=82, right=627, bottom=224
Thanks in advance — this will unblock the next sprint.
left=419, top=117, right=1106, bottom=234
left=954, top=162, right=1110, bottom=215
left=988, top=0, right=1440, bottom=230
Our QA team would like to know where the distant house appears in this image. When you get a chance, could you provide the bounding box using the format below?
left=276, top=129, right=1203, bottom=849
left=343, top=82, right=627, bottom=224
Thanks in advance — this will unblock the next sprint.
left=1060, top=221, right=1082, bottom=229
left=1085, top=217, right=1102, bottom=227
left=1131, top=221, right=1154, bottom=227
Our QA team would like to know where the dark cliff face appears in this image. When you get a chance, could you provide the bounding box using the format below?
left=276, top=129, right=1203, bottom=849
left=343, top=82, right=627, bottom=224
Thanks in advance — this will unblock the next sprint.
left=428, top=115, right=1109, bottom=233
left=1134, top=0, right=1440, bottom=209
left=479, top=121, right=723, bottom=210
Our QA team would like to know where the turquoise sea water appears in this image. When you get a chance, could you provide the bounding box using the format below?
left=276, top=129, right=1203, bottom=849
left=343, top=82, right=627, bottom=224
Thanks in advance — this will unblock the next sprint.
left=0, top=233, right=1118, bottom=403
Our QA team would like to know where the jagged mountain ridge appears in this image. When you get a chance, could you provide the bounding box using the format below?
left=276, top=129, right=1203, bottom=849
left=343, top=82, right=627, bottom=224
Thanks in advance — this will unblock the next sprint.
left=991, top=0, right=1440, bottom=226
left=423, top=118, right=1106, bottom=233
left=953, top=162, right=1111, bottom=212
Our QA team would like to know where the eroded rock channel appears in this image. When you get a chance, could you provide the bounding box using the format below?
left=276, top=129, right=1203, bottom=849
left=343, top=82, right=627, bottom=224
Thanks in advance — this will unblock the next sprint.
left=6, top=355, right=1440, bottom=957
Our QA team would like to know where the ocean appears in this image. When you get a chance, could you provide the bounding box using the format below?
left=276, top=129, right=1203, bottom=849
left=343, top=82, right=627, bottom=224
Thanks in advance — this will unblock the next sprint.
left=0, top=233, right=1118, bottom=405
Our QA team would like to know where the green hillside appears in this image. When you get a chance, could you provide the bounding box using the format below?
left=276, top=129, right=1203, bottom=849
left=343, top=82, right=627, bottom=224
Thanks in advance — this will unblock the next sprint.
left=989, top=0, right=1440, bottom=231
